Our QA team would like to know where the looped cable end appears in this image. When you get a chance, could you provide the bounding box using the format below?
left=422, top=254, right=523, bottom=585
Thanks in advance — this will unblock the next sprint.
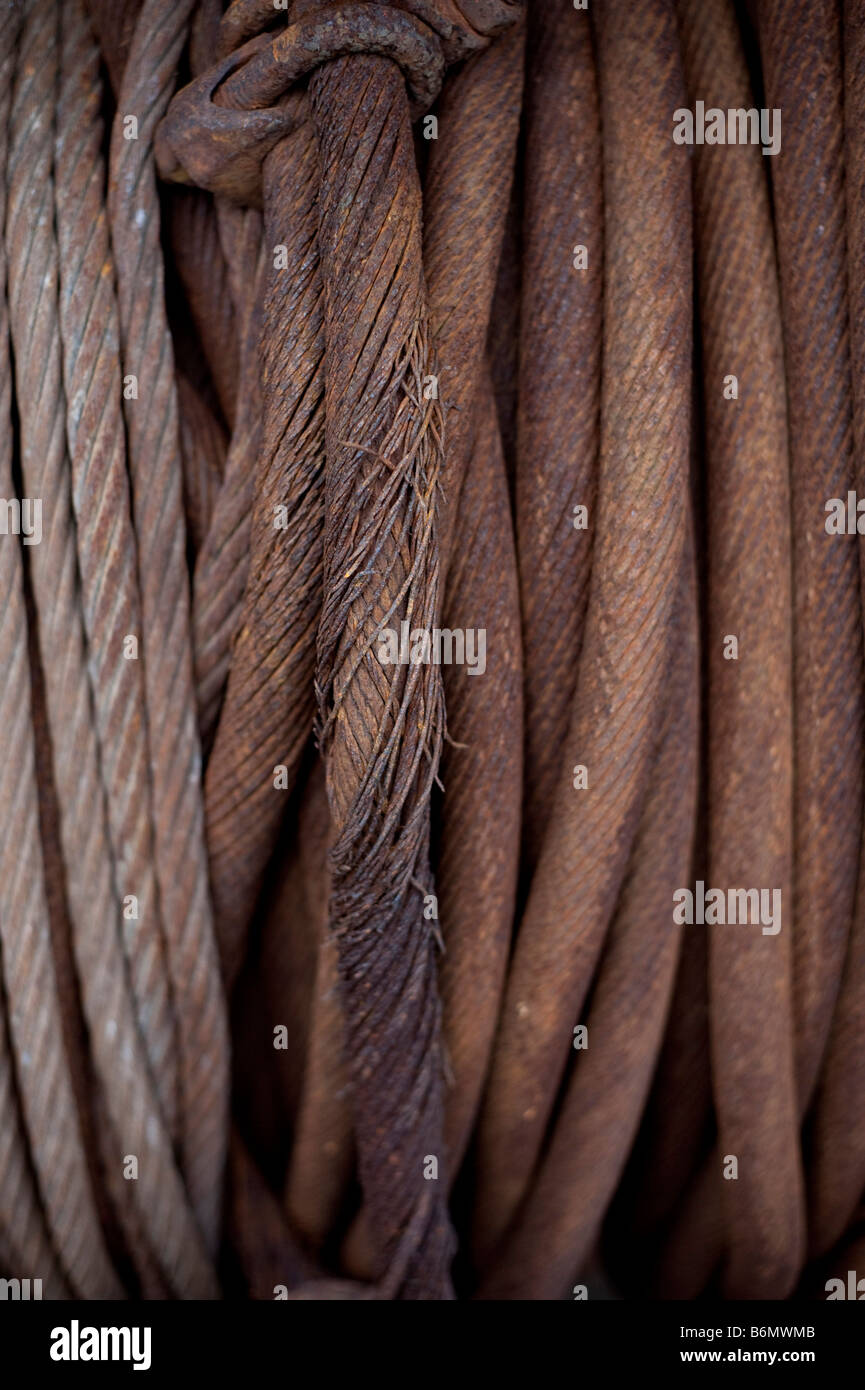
left=393, top=0, right=525, bottom=63
left=218, top=5, right=446, bottom=120
left=159, top=1, right=527, bottom=206
left=154, top=37, right=297, bottom=205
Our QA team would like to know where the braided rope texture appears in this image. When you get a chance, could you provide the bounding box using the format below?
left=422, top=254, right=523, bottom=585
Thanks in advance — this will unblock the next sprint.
left=0, top=0, right=865, bottom=1305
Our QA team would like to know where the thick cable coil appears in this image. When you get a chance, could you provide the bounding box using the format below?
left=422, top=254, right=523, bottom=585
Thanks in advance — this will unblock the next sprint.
left=1, top=0, right=865, bottom=1304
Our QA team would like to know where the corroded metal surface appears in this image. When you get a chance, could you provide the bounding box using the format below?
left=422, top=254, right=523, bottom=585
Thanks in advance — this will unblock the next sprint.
left=1, top=0, right=864, bottom=1306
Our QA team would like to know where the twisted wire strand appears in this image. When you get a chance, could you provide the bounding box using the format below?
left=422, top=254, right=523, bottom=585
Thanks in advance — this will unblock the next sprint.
left=170, top=0, right=242, bottom=433
left=9, top=0, right=218, bottom=1300
left=0, top=0, right=93, bottom=1300
left=216, top=202, right=266, bottom=321
left=192, top=208, right=266, bottom=746
left=515, top=0, right=601, bottom=881
left=0, top=1018, right=69, bottom=1298
left=486, top=179, right=521, bottom=484
left=613, top=907, right=712, bottom=1264
left=190, top=2, right=309, bottom=756
left=7, top=0, right=159, bottom=1302
left=82, top=0, right=139, bottom=96
left=176, top=371, right=229, bottom=557
left=55, top=0, right=180, bottom=1145
left=205, top=107, right=325, bottom=985
left=606, top=408, right=713, bottom=1297
left=228, top=768, right=332, bottom=1281
left=315, top=34, right=527, bottom=1269
left=283, top=763, right=355, bottom=1251
left=603, top=395, right=712, bottom=1300
left=219, top=0, right=296, bottom=54
left=108, top=0, right=229, bottom=1257
left=424, top=26, right=524, bottom=564
left=655, top=1159, right=725, bottom=1297
left=169, top=189, right=240, bottom=434
left=669, top=0, right=804, bottom=1300
left=480, top=532, right=699, bottom=1300
left=473, top=0, right=692, bottom=1264
left=759, top=0, right=863, bottom=1111
left=227, top=1125, right=312, bottom=1299
left=88, top=1082, right=172, bottom=1300
left=609, top=406, right=714, bottom=1294
left=23, top=594, right=143, bottom=1291
left=435, top=368, right=522, bottom=1173
left=256, top=775, right=325, bottom=1132
left=421, top=24, right=524, bottom=1172
left=310, top=49, right=454, bottom=1298
left=806, top=0, right=865, bottom=1262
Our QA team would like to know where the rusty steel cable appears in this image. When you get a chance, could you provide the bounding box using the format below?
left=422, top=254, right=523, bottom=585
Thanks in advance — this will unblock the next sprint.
left=669, top=0, right=803, bottom=1302
left=108, top=0, right=229, bottom=1261
left=805, top=0, right=865, bottom=1265
left=422, top=27, right=524, bottom=1174
left=8, top=0, right=219, bottom=1299
left=2, top=0, right=865, bottom=1309
left=474, top=0, right=692, bottom=1265
left=56, top=0, right=181, bottom=1150
left=8, top=0, right=182, bottom=1301
left=759, top=0, right=862, bottom=1138
left=176, top=371, right=228, bottom=556
left=515, top=0, right=600, bottom=884
left=435, top=368, right=523, bottom=1175
left=191, top=202, right=265, bottom=745
left=0, top=0, right=108, bottom=1302
left=204, top=100, right=325, bottom=986
left=308, top=47, right=453, bottom=1302
left=479, top=529, right=699, bottom=1300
